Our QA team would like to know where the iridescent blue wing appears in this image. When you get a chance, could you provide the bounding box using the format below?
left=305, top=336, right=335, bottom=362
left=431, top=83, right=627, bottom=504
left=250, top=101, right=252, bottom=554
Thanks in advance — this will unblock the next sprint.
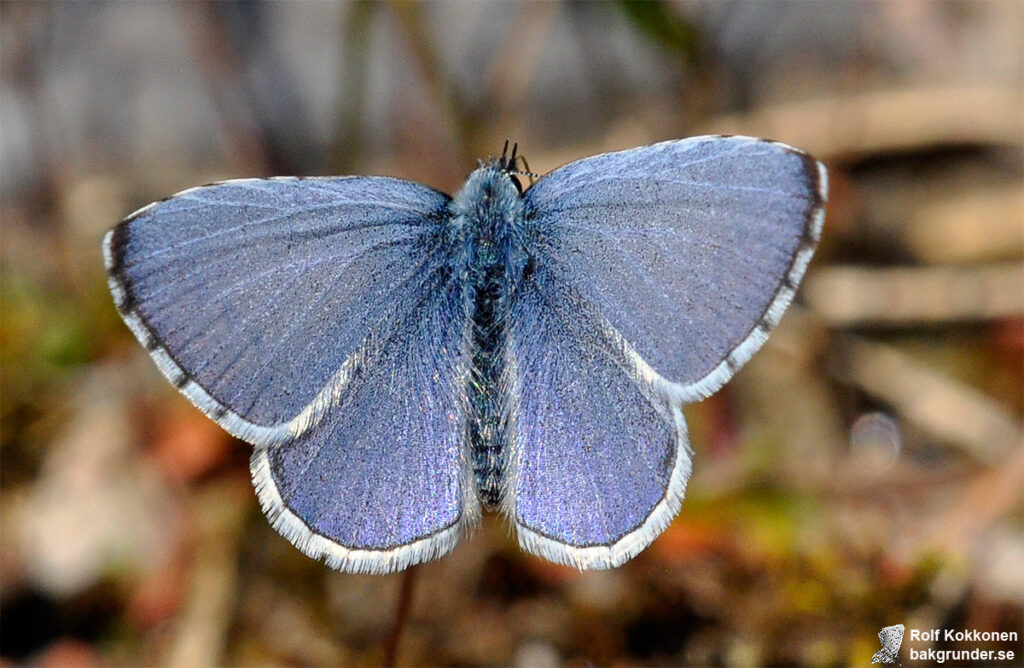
left=507, top=136, right=827, bottom=567
left=105, top=177, right=478, bottom=573
left=522, top=136, right=827, bottom=400
left=504, top=268, right=692, bottom=568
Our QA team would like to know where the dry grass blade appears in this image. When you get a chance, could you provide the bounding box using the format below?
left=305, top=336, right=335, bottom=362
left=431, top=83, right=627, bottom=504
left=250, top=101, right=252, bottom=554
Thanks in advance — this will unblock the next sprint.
left=836, top=335, right=1023, bottom=465
left=701, top=86, right=1023, bottom=158
left=805, top=263, right=1024, bottom=326
left=905, top=185, right=1024, bottom=263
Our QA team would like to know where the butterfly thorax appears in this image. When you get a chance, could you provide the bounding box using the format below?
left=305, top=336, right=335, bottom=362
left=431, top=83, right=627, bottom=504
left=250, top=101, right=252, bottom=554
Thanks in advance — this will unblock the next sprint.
left=450, top=166, right=528, bottom=509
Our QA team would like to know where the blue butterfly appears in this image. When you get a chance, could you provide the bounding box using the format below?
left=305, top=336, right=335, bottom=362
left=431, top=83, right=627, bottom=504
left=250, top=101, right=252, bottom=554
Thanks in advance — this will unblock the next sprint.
left=104, top=136, right=826, bottom=574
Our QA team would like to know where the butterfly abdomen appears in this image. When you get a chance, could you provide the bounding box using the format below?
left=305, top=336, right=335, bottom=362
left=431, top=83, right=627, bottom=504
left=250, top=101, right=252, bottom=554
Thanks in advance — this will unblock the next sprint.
left=451, top=166, right=529, bottom=509
left=468, top=255, right=508, bottom=508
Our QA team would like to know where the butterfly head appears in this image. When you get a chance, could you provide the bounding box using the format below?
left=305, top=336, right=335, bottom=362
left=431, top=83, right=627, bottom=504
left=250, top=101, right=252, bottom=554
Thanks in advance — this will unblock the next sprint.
left=492, top=139, right=540, bottom=194
left=448, top=144, right=532, bottom=274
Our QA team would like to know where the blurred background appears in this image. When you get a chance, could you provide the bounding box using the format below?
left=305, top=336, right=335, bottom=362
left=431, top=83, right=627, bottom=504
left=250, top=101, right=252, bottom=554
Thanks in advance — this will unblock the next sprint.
left=2, top=1, right=1022, bottom=666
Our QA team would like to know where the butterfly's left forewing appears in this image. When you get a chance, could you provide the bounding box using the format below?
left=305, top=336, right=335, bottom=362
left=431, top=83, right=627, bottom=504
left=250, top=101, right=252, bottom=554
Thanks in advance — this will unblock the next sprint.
left=520, top=136, right=826, bottom=402
left=105, top=177, right=453, bottom=430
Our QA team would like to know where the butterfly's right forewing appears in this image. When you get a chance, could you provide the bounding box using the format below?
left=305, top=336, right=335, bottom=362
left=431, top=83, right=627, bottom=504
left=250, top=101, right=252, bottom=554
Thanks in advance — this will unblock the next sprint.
left=106, top=178, right=451, bottom=429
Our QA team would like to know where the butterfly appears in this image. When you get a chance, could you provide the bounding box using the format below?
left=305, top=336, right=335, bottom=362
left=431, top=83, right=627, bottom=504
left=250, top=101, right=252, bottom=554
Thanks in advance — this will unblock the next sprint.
left=104, top=136, right=826, bottom=574
left=872, top=624, right=905, bottom=665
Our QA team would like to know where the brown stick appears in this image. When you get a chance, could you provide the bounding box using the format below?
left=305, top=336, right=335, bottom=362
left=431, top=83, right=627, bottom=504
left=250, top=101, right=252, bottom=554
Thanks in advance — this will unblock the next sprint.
left=382, top=566, right=418, bottom=667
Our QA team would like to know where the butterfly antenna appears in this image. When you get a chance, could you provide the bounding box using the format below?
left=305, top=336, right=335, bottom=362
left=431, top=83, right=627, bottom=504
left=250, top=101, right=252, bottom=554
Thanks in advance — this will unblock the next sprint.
left=499, top=138, right=520, bottom=173
left=500, top=138, right=511, bottom=168
left=497, top=139, right=540, bottom=184
left=516, top=154, right=541, bottom=181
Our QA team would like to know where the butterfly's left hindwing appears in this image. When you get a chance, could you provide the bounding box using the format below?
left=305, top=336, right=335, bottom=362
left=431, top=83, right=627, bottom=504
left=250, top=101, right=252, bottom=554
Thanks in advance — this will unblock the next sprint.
left=252, top=264, right=478, bottom=573
left=503, top=265, right=692, bottom=569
